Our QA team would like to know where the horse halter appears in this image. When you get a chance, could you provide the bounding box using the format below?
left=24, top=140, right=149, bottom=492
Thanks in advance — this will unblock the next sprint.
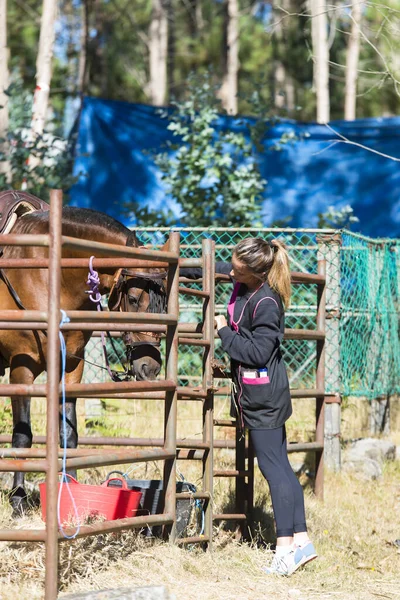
left=108, top=268, right=168, bottom=357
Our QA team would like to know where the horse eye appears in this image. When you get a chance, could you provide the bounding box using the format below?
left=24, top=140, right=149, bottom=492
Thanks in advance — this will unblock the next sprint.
left=128, top=296, right=139, bottom=306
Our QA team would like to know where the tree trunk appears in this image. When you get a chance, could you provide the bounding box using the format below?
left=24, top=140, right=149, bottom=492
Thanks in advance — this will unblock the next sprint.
left=273, top=0, right=295, bottom=113
left=167, top=0, right=175, bottom=100
left=219, top=0, right=239, bottom=115
left=27, top=0, right=57, bottom=172
left=344, top=0, right=363, bottom=120
left=77, top=0, right=89, bottom=97
left=309, top=0, right=330, bottom=123
left=194, top=0, right=204, bottom=33
left=188, top=0, right=204, bottom=36
left=0, top=0, right=10, bottom=182
left=30, top=0, right=57, bottom=137
left=148, top=0, right=168, bottom=106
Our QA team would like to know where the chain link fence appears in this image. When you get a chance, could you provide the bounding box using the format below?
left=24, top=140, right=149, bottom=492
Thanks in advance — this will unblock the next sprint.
left=84, top=227, right=400, bottom=401
left=1, top=227, right=397, bottom=439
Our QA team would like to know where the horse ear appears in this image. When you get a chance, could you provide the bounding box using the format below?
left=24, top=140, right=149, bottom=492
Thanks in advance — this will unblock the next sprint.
left=126, top=231, right=138, bottom=247
left=108, top=269, right=123, bottom=310
left=108, top=283, right=122, bottom=311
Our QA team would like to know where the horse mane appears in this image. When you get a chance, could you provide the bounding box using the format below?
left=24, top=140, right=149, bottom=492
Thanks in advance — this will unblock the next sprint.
left=147, top=279, right=167, bottom=313
left=10, top=206, right=139, bottom=247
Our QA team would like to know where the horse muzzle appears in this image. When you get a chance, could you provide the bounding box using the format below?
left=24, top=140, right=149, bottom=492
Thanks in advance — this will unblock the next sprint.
left=126, top=342, right=162, bottom=381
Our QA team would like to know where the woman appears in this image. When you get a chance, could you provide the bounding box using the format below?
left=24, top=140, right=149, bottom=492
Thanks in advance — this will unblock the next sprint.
left=182, top=237, right=317, bottom=576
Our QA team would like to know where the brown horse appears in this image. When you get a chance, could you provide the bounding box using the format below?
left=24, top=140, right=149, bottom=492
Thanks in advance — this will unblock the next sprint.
left=0, top=197, right=167, bottom=512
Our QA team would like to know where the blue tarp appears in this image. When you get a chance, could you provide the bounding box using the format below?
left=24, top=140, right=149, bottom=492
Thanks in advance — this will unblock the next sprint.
left=70, top=96, right=400, bottom=237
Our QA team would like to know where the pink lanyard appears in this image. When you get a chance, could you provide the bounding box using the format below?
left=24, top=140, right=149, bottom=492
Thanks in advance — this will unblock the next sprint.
left=227, top=282, right=262, bottom=332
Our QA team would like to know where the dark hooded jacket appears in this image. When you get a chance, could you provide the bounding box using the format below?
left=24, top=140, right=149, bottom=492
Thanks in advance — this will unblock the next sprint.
left=181, top=261, right=292, bottom=430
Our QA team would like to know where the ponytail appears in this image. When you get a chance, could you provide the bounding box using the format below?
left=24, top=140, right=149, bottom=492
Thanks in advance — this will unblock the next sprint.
left=233, top=237, right=292, bottom=307
left=268, top=239, right=291, bottom=307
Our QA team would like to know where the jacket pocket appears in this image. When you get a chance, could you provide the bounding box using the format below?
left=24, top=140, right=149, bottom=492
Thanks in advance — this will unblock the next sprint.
left=242, top=375, right=270, bottom=385
left=239, top=367, right=271, bottom=410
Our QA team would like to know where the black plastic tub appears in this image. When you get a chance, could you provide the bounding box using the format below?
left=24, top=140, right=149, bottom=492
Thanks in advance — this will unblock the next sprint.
left=105, top=473, right=197, bottom=537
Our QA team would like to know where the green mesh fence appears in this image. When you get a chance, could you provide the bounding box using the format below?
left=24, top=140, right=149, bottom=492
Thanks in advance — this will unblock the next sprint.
left=339, top=232, right=400, bottom=399
left=83, top=227, right=400, bottom=401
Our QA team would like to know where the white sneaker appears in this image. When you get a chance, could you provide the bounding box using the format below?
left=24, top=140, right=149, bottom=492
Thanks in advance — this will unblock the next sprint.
left=264, top=546, right=303, bottom=576
left=297, top=541, right=318, bottom=568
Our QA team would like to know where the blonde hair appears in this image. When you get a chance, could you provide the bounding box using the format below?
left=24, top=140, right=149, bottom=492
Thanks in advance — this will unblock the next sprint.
left=233, top=237, right=291, bottom=307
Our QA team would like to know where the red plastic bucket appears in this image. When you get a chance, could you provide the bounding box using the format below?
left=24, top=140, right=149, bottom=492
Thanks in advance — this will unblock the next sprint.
left=39, top=475, right=142, bottom=525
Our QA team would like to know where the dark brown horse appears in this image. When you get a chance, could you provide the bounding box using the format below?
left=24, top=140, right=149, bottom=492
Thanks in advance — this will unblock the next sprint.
left=0, top=197, right=167, bottom=512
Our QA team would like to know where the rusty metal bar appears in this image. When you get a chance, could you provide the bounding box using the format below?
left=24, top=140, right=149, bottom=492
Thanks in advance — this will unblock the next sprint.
left=315, top=259, right=326, bottom=500
left=0, top=435, right=230, bottom=448
left=213, top=514, right=247, bottom=521
left=64, top=448, right=176, bottom=470
left=179, top=270, right=326, bottom=285
left=0, top=233, right=49, bottom=246
left=214, top=386, right=325, bottom=399
left=213, top=419, right=236, bottom=427
left=247, top=432, right=255, bottom=523
left=0, top=447, right=156, bottom=458
left=176, top=535, right=210, bottom=545
left=214, top=470, right=248, bottom=477
left=0, top=529, right=47, bottom=542
left=0, top=310, right=48, bottom=321
left=66, top=311, right=178, bottom=324
left=177, top=386, right=208, bottom=399
left=0, top=258, right=171, bottom=269
left=285, top=329, right=325, bottom=340
left=325, top=394, right=341, bottom=404
left=287, top=441, right=324, bottom=453
left=59, top=379, right=176, bottom=395
left=176, top=492, right=211, bottom=500
left=45, top=189, right=63, bottom=600
left=178, top=338, right=211, bottom=347
left=178, top=286, right=210, bottom=298
left=202, top=238, right=215, bottom=550
left=290, top=389, right=325, bottom=398
left=235, top=425, right=246, bottom=537
left=163, top=232, right=180, bottom=543
left=0, top=322, right=173, bottom=332
left=291, top=272, right=326, bottom=285
left=0, top=309, right=178, bottom=324
left=0, top=389, right=169, bottom=400
left=0, top=513, right=174, bottom=543
left=0, top=379, right=176, bottom=398
left=61, top=235, right=179, bottom=262
left=0, top=459, right=48, bottom=472
left=61, top=513, right=175, bottom=540
left=176, top=449, right=205, bottom=460
left=17, top=386, right=324, bottom=401
left=0, top=435, right=322, bottom=454
left=0, top=322, right=203, bottom=333
left=178, top=258, right=203, bottom=268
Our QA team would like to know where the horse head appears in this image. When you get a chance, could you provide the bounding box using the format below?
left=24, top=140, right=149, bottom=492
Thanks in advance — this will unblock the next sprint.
left=108, top=267, right=168, bottom=380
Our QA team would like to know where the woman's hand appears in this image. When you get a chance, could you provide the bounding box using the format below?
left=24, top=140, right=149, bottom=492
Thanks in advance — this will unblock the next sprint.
left=215, top=315, right=228, bottom=331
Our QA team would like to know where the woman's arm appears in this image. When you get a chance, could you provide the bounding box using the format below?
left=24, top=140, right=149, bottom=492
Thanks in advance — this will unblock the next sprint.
left=217, top=298, right=282, bottom=367
left=179, top=261, right=232, bottom=280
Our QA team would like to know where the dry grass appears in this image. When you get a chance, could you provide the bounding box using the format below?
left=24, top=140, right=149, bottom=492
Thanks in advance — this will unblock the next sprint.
left=0, top=454, right=399, bottom=599
left=0, top=398, right=399, bottom=599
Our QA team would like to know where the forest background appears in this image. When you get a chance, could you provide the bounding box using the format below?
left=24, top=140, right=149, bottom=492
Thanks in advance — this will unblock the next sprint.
left=0, top=1, right=400, bottom=228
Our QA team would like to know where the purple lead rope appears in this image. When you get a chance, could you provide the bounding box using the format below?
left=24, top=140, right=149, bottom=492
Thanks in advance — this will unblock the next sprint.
left=86, top=256, right=118, bottom=381
left=86, top=256, right=102, bottom=304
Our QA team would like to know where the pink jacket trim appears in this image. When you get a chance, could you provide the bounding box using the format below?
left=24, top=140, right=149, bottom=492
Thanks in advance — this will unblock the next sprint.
left=252, top=296, right=279, bottom=319
left=242, top=376, right=270, bottom=385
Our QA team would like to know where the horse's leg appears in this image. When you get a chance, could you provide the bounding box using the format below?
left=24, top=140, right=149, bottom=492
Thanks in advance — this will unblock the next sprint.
left=59, top=356, right=85, bottom=480
left=10, top=365, right=35, bottom=514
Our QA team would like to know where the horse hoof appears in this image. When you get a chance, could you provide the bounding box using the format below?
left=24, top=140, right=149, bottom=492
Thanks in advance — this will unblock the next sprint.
left=10, top=487, right=29, bottom=516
